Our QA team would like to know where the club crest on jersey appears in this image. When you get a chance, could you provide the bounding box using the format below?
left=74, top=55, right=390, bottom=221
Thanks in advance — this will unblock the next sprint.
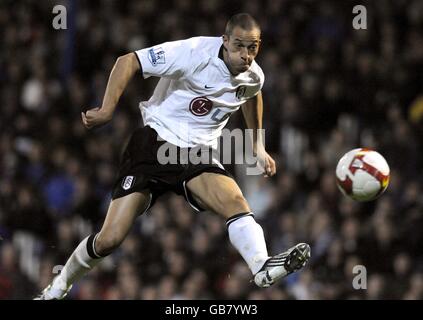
left=189, top=97, right=213, bottom=116
left=122, top=176, right=135, bottom=190
left=236, top=86, right=247, bottom=100
left=148, top=47, right=165, bottom=66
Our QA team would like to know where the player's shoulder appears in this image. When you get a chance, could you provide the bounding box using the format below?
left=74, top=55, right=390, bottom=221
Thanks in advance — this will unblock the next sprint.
left=181, top=36, right=222, bottom=54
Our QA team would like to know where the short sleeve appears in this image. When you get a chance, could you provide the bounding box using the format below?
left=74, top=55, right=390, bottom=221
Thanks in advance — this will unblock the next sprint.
left=134, top=39, right=192, bottom=79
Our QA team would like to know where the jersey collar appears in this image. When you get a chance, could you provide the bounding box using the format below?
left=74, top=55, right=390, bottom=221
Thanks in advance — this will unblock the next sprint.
left=218, top=45, right=224, bottom=60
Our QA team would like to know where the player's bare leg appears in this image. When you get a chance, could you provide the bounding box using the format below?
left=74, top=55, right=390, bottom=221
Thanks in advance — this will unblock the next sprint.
left=35, top=190, right=151, bottom=300
left=186, top=172, right=310, bottom=288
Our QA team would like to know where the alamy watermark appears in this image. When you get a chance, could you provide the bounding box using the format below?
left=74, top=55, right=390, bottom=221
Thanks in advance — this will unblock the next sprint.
left=52, top=264, right=69, bottom=291
left=156, top=128, right=268, bottom=176
left=52, top=5, right=67, bottom=30
left=352, top=265, right=367, bottom=290
left=352, top=5, right=367, bottom=30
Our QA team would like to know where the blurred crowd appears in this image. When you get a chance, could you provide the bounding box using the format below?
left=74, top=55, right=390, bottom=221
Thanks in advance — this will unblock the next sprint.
left=1, top=0, right=423, bottom=299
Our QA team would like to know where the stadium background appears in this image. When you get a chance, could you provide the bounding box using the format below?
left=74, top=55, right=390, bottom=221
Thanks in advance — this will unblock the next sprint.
left=1, top=0, right=423, bottom=299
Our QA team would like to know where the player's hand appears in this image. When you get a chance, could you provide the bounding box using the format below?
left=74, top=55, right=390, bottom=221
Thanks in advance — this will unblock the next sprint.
left=255, top=146, right=276, bottom=177
left=81, top=107, right=113, bottom=130
left=262, top=151, right=276, bottom=177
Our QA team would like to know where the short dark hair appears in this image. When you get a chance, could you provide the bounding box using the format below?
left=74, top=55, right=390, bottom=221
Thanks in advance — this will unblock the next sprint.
left=225, top=13, right=261, bottom=36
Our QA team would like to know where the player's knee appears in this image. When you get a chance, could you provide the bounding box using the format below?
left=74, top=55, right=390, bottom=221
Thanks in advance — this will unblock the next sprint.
left=95, top=231, right=124, bottom=256
left=217, top=192, right=250, bottom=217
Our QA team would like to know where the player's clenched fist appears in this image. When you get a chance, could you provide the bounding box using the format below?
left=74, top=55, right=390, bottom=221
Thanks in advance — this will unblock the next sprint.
left=81, top=107, right=113, bottom=129
left=263, top=151, right=276, bottom=177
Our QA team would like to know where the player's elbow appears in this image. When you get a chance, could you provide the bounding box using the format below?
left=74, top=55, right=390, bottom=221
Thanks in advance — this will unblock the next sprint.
left=116, top=53, right=133, bottom=63
left=116, top=53, right=140, bottom=74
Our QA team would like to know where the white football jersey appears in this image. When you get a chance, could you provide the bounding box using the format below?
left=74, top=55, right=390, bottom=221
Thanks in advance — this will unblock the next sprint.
left=135, top=36, right=265, bottom=148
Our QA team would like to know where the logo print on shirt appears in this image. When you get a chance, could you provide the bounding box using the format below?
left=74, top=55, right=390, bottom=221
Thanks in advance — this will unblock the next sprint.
left=122, top=176, right=135, bottom=190
left=189, top=97, right=213, bottom=116
left=236, top=86, right=247, bottom=100
left=148, top=47, right=166, bottom=66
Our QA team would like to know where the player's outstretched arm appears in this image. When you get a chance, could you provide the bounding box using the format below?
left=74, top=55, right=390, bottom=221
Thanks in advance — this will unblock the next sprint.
left=241, top=91, right=264, bottom=151
left=81, top=52, right=140, bottom=129
left=241, top=91, right=276, bottom=177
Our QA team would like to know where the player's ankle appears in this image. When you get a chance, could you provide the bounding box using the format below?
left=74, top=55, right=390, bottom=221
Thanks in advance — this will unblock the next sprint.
left=42, top=277, right=71, bottom=299
left=51, top=275, right=69, bottom=292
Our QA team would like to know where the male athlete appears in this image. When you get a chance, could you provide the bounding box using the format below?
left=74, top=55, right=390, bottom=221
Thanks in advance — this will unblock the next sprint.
left=36, top=13, right=310, bottom=300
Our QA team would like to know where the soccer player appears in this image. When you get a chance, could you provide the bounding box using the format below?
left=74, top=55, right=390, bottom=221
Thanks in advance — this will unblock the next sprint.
left=35, top=13, right=310, bottom=300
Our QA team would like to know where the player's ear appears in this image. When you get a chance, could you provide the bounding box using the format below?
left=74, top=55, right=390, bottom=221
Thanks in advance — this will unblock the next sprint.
left=222, top=34, right=229, bottom=49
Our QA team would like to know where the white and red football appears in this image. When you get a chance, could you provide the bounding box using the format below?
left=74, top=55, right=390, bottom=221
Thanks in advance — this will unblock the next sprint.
left=336, top=148, right=390, bottom=202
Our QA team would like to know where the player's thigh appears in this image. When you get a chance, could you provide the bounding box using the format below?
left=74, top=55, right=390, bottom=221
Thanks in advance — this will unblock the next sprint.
left=186, top=172, right=250, bottom=219
left=97, top=190, right=151, bottom=250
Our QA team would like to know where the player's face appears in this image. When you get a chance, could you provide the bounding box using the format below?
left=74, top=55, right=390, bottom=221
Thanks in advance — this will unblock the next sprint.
left=223, top=26, right=261, bottom=75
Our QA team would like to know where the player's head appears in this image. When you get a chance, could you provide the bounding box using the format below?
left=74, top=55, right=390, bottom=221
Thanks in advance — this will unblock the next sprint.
left=222, top=13, right=261, bottom=75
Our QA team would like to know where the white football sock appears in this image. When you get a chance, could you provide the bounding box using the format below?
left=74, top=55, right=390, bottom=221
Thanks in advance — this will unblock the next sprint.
left=227, top=213, right=270, bottom=275
left=49, top=234, right=104, bottom=297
